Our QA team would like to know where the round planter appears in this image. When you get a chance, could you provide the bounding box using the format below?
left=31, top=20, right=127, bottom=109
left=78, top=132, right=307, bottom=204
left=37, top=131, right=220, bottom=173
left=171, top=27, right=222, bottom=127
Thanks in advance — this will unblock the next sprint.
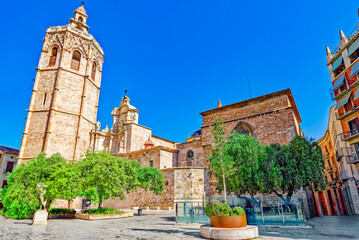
left=210, top=215, right=247, bottom=228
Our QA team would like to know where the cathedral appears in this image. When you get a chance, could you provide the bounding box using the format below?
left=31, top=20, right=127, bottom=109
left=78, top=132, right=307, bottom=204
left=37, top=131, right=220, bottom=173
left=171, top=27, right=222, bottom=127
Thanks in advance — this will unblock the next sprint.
left=18, top=5, right=307, bottom=212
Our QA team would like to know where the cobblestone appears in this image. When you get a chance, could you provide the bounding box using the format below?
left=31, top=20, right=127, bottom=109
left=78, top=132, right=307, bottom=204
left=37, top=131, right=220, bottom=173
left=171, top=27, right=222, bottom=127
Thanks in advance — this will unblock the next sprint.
left=0, top=211, right=358, bottom=240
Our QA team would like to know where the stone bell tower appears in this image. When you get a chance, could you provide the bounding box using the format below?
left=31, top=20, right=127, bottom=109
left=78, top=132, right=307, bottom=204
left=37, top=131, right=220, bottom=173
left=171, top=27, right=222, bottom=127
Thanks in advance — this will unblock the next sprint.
left=18, top=4, right=104, bottom=163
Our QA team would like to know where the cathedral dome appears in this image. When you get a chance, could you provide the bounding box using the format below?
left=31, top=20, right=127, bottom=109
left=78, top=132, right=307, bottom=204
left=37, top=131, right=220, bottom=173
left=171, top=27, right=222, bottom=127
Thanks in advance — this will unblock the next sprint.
left=189, top=129, right=201, bottom=138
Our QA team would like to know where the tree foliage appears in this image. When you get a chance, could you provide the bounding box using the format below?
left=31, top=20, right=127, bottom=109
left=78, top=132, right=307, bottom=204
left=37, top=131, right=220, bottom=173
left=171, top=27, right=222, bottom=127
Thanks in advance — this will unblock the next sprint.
left=0, top=153, right=66, bottom=218
left=207, top=116, right=234, bottom=202
left=223, top=132, right=267, bottom=197
left=0, top=151, right=165, bottom=218
left=78, top=151, right=164, bottom=207
left=263, top=136, right=326, bottom=201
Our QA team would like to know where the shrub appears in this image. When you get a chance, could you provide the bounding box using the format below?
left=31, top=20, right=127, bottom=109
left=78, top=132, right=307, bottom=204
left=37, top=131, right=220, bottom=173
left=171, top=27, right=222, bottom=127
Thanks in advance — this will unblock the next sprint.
left=84, top=208, right=121, bottom=214
left=231, top=207, right=245, bottom=216
left=48, top=208, right=76, bottom=215
left=205, top=200, right=232, bottom=217
left=205, top=200, right=245, bottom=217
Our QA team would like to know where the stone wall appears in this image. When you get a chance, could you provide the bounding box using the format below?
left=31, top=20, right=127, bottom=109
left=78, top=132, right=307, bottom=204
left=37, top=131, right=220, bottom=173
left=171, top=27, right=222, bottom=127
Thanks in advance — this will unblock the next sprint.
left=201, top=93, right=300, bottom=147
left=127, top=123, right=152, bottom=152
left=176, top=140, right=204, bottom=167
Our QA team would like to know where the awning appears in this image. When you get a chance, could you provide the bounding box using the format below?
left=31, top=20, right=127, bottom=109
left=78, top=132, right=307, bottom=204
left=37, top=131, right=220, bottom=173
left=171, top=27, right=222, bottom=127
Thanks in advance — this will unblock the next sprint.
left=332, top=55, right=343, bottom=72
left=335, top=93, right=352, bottom=110
left=332, top=74, right=346, bottom=91
left=350, top=61, right=359, bottom=78
left=354, top=89, right=359, bottom=100
left=348, top=37, right=359, bottom=57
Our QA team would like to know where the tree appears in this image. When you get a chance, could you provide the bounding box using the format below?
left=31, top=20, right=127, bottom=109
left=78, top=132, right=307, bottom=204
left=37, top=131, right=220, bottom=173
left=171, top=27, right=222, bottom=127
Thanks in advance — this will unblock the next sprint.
left=79, top=151, right=164, bottom=207
left=264, top=136, right=327, bottom=202
left=0, top=153, right=66, bottom=218
left=223, top=132, right=267, bottom=199
left=207, top=116, right=233, bottom=203
left=47, top=161, right=83, bottom=209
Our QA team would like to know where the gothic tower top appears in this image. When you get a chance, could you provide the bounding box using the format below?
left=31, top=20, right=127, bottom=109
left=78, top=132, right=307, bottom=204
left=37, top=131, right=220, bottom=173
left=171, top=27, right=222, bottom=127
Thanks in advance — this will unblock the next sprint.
left=69, top=4, right=89, bottom=32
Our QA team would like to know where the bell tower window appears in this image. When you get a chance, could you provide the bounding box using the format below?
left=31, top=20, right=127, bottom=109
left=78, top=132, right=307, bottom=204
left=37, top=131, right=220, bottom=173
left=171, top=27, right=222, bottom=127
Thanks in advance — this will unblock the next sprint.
left=91, top=62, right=97, bottom=79
left=78, top=16, right=83, bottom=22
left=187, top=150, right=194, bottom=166
left=48, top=47, right=57, bottom=66
left=71, top=51, right=81, bottom=70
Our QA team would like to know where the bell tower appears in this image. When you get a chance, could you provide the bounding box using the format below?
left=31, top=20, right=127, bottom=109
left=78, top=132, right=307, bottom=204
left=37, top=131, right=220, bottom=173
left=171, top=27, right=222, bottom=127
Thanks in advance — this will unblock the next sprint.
left=18, top=4, right=104, bottom=163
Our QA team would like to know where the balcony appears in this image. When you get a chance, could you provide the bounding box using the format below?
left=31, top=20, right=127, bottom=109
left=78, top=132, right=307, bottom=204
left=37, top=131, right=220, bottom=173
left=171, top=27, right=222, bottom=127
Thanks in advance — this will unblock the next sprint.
left=330, top=87, right=351, bottom=100
left=347, top=152, right=359, bottom=164
left=340, top=129, right=359, bottom=141
left=348, top=77, right=359, bottom=88
left=336, top=104, right=359, bottom=120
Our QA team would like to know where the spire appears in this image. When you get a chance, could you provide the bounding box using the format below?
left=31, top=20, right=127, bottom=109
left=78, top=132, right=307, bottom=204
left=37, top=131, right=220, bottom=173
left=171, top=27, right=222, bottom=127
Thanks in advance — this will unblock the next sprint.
left=340, top=30, right=346, bottom=40
left=326, top=46, right=331, bottom=56
left=217, top=99, right=222, bottom=108
left=70, top=3, right=89, bottom=32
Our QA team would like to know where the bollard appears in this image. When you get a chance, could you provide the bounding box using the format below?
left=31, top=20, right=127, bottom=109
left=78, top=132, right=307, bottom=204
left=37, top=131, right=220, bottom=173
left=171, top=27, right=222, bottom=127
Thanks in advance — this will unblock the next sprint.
left=138, top=208, right=142, bottom=216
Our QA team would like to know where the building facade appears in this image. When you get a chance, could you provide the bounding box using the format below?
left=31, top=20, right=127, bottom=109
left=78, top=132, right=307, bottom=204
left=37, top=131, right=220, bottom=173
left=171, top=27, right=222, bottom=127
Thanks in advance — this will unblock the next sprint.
left=0, top=146, right=19, bottom=188
left=324, top=10, right=359, bottom=215
left=316, top=106, right=359, bottom=215
left=18, top=5, right=104, bottom=163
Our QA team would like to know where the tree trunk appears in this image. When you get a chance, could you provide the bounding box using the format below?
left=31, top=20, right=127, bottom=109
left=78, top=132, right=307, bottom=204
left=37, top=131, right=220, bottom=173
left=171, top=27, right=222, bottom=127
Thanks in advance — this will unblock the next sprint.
left=222, top=174, right=227, bottom=203
left=68, top=200, right=71, bottom=209
left=99, top=195, right=104, bottom=208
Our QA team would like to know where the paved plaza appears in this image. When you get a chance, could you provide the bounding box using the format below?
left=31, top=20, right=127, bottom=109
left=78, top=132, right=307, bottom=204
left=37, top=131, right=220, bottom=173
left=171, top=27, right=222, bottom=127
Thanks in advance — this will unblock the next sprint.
left=0, top=210, right=358, bottom=240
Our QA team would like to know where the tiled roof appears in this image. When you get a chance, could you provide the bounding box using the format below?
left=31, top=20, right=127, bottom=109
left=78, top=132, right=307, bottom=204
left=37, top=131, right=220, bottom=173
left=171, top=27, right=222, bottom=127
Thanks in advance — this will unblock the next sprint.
left=0, top=145, right=19, bottom=155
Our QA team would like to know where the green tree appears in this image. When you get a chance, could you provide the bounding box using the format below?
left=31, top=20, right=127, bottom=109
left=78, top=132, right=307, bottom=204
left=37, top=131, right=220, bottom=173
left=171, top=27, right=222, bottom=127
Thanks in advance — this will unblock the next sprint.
left=223, top=132, right=267, bottom=198
left=264, top=136, right=326, bottom=202
left=47, top=161, right=83, bottom=209
left=0, top=153, right=66, bottom=218
left=207, top=116, right=234, bottom=203
left=79, top=151, right=164, bottom=207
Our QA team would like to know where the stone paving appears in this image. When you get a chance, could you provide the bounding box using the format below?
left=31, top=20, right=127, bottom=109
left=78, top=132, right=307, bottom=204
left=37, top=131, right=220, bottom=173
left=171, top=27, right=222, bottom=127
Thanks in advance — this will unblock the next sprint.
left=0, top=210, right=358, bottom=240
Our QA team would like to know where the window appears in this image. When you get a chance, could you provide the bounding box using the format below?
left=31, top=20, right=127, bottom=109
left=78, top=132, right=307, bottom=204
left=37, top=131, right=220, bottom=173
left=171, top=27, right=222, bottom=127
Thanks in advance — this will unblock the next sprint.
left=2, top=180, right=7, bottom=188
left=78, top=17, right=83, bottom=22
left=48, top=47, right=57, bottom=66
left=348, top=118, right=359, bottom=134
left=71, top=51, right=81, bottom=70
left=91, top=62, right=97, bottom=79
left=333, top=64, right=345, bottom=77
left=149, top=160, right=153, bottom=167
left=5, top=162, right=15, bottom=173
left=187, top=150, right=194, bottom=166
left=233, top=122, right=254, bottom=136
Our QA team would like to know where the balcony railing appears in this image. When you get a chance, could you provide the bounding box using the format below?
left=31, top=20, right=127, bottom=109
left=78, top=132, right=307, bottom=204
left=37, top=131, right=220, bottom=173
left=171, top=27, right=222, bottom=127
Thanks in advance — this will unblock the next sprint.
left=336, top=105, right=359, bottom=120
left=332, top=25, right=359, bottom=56
left=329, top=86, right=351, bottom=101
left=340, top=129, right=359, bottom=141
left=348, top=77, right=359, bottom=88
left=336, top=147, right=359, bottom=164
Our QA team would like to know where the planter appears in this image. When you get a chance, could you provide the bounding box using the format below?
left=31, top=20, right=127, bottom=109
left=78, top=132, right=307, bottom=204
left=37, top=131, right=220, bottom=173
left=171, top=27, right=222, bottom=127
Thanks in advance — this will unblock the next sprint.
left=210, top=215, right=247, bottom=228
left=75, top=212, right=133, bottom=220
left=48, top=213, right=75, bottom=219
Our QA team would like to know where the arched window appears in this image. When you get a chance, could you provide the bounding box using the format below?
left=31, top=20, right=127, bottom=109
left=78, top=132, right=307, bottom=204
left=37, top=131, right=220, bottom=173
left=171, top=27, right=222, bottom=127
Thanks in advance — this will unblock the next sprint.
left=187, top=150, right=194, bottom=166
left=48, top=47, right=57, bottom=66
left=233, top=122, right=254, bottom=136
left=71, top=51, right=81, bottom=70
left=91, top=61, right=97, bottom=79
left=78, top=17, right=83, bottom=22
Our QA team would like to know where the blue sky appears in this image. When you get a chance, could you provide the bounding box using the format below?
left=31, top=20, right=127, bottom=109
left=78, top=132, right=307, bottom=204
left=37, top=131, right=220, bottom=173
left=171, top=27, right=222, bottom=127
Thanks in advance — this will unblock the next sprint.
left=0, top=0, right=358, bottom=149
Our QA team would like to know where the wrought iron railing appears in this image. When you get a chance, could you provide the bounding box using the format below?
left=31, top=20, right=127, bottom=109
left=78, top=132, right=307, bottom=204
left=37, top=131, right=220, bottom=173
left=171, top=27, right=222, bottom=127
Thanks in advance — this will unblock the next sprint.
left=332, top=25, right=359, bottom=55
left=340, top=129, right=359, bottom=140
